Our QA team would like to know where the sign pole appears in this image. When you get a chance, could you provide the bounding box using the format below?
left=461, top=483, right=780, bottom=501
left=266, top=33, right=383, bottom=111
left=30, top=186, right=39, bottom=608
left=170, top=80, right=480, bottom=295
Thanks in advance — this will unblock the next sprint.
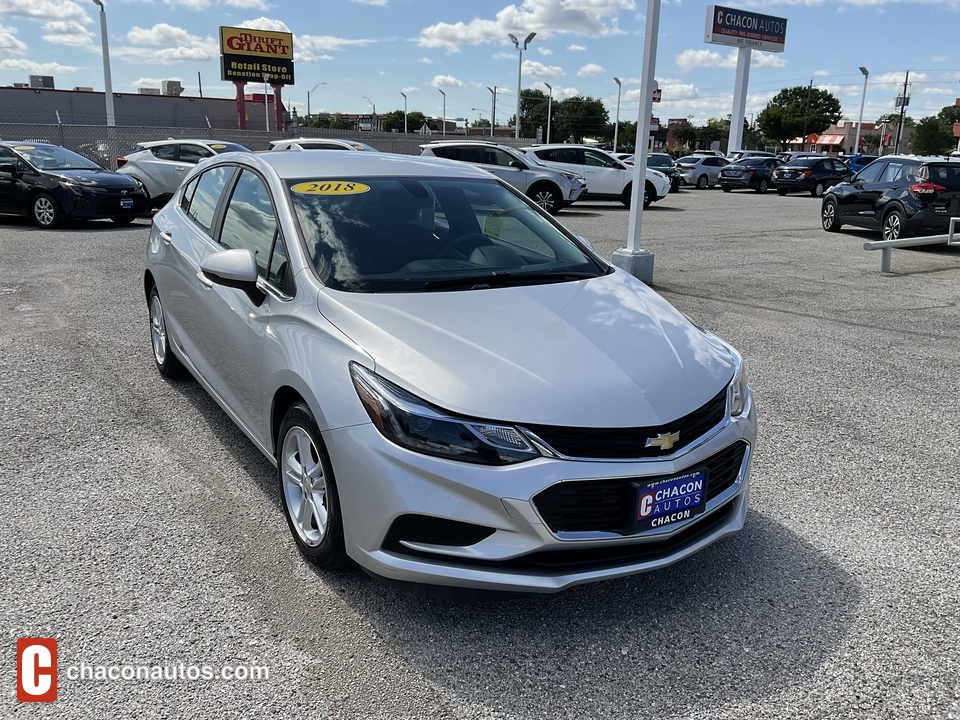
left=234, top=80, right=246, bottom=130
left=728, top=47, right=751, bottom=153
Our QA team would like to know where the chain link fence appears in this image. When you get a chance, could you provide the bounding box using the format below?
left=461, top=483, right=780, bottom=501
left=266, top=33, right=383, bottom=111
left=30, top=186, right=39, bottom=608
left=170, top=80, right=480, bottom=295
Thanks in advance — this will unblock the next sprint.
left=0, top=123, right=535, bottom=170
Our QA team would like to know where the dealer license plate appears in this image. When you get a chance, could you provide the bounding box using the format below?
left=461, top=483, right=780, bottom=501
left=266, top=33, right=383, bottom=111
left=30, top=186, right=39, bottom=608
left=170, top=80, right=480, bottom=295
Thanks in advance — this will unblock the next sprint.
left=634, top=469, right=707, bottom=532
left=120, top=198, right=133, bottom=209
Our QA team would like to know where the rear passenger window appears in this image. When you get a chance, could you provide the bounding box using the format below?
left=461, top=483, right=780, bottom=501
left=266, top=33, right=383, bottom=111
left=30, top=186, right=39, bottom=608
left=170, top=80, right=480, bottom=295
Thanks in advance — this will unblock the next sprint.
left=880, top=163, right=905, bottom=183
left=180, top=144, right=214, bottom=164
left=186, top=165, right=232, bottom=234
left=150, top=144, right=176, bottom=160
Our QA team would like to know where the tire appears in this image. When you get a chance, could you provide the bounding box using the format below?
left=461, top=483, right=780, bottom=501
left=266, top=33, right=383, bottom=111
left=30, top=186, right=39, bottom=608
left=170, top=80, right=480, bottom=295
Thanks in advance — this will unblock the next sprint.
left=112, top=216, right=136, bottom=225
left=821, top=199, right=842, bottom=232
left=696, top=174, right=709, bottom=189
left=528, top=184, right=562, bottom=215
left=757, top=179, right=769, bottom=194
left=882, top=208, right=907, bottom=242
left=32, top=192, right=61, bottom=228
left=811, top=181, right=826, bottom=198
left=670, top=177, right=680, bottom=193
left=722, top=186, right=732, bottom=193
left=777, top=189, right=788, bottom=196
left=277, top=403, right=349, bottom=570
left=148, top=286, right=186, bottom=379
left=642, top=182, right=653, bottom=209
left=621, top=183, right=633, bottom=208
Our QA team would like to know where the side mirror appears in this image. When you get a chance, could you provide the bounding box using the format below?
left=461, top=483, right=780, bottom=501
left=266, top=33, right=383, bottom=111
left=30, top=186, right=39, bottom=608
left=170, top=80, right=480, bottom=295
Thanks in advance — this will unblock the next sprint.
left=510, top=160, right=528, bottom=170
left=0, top=162, right=19, bottom=176
left=199, top=248, right=265, bottom=304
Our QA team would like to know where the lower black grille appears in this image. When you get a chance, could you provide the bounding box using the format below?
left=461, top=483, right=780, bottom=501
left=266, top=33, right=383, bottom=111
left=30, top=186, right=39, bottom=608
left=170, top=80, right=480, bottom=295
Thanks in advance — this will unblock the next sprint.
left=521, top=387, right=728, bottom=459
left=381, top=514, right=495, bottom=553
left=533, top=441, right=748, bottom=535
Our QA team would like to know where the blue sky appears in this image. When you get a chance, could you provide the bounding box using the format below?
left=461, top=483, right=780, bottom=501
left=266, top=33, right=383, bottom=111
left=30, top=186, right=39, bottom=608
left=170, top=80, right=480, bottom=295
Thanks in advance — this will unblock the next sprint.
left=1, top=0, right=958, bottom=130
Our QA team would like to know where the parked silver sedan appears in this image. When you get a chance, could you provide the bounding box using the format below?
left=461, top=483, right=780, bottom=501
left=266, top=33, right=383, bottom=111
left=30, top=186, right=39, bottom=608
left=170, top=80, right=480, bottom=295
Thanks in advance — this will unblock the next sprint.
left=144, top=150, right=756, bottom=594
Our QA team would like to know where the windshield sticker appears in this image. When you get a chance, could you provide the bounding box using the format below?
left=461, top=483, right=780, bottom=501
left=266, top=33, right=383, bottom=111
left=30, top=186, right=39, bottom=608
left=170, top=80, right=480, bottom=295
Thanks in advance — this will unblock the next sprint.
left=209, top=144, right=227, bottom=149
left=291, top=181, right=370, bottom=195
left=15, top=146, right=35, bottom=150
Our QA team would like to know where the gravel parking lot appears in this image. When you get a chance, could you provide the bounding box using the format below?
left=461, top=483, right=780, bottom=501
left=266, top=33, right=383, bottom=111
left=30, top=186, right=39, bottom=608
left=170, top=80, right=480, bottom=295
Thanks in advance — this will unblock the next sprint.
left=1, top=186, right=958, bottom=719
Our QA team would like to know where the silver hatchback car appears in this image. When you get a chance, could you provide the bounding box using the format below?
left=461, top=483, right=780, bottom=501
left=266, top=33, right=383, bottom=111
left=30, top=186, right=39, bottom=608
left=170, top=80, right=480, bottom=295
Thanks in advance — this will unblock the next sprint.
left=145, top=151, right=756, bottom=594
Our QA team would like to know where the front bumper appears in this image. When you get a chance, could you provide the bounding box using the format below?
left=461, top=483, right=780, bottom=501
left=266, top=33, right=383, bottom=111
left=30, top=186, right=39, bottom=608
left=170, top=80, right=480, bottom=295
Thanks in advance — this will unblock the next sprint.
left=324, top=397, right=757, bottom=593
left=60, top=187, right=152, bottom=220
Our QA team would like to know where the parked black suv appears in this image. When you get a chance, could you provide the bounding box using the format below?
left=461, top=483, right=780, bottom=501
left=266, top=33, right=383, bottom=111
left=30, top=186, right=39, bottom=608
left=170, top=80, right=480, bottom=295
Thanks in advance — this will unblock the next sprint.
left=773, top=157, right=852, bottom=197
left=821, top=155, right=960, bottom=240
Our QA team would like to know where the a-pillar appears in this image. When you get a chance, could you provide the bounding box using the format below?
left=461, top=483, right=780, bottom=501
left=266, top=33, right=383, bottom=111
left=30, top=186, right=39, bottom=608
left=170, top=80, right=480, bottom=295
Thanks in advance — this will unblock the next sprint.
left=234, top=81, right=247, bottom=130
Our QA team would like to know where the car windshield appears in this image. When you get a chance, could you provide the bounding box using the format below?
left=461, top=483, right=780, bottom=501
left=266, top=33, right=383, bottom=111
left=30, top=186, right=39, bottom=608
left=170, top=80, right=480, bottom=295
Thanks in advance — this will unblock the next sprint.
left=288, top=176, right=607, bottom=293
left=14, top=144, right=102, bottom=171
left=209, top=143, right=252, bottom=154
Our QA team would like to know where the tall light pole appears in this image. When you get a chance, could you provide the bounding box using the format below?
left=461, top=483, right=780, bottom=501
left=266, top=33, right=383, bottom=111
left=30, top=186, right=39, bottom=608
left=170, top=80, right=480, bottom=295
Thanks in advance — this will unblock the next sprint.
left=400, top=92, right=408, bottom=134
left=91, top=0, right=115, bottom=126
left=363, top=95, right=376, bottom=131
left=853, top=67, right=869, bottom=155
left=438, top=88, right=446, bottom=137
left=487, top=86, right=497, bottom=138
left=613, top=77, right=623, bottom=153
left=508, top=32, right=536, bottom=140
left=544, top=82, right=553, bottom=144
left=471, top=108, right=488, bottom=137
left=306, top=82, right=326, bottom=119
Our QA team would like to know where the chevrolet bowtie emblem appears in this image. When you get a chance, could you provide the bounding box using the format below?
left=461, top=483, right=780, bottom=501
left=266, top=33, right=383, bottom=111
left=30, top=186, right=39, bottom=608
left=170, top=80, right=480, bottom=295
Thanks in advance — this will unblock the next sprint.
left=645, top=431, right=680, bottom=451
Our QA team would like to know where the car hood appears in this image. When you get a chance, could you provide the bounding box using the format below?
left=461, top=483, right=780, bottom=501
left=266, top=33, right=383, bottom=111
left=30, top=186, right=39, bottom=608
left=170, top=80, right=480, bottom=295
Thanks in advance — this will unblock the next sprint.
left=54, top=168, right=140, bottom=189
left=318, top=271, right=735, bottom=427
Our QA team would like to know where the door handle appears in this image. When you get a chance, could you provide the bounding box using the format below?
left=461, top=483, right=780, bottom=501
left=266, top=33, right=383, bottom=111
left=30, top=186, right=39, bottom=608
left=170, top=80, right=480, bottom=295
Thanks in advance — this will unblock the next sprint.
left=196, top=270, right=214, bottom=289
left=159, top=231, right=172, bottom=245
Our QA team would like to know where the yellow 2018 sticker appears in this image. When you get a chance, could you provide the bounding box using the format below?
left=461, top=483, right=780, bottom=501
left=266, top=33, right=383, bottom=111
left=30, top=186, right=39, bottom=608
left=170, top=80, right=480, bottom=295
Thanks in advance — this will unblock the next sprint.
left=15, top=146, right=35, bottom=150
left=210, top=144, right=227, bottom=149
left=291, top=181, right=370, bottom=195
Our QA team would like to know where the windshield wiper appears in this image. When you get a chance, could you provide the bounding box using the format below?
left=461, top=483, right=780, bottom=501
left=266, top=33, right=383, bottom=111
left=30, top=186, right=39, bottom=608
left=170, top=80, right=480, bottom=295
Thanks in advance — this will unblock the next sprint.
left=423, top=271, right=597, bottom=292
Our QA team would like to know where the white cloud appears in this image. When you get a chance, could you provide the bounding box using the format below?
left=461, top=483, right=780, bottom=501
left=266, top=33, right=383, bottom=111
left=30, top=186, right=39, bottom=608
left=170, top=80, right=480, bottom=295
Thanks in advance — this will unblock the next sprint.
left=523, top=60, right=563, bottom=78
left=674, top=48, right=784, bottom=71
left=225, top=0, right=272, bottom=8
left=163, top=0, right=213, bottom=9
left=133, top=76, right=181, bottom=87
left=578, top=63, right=605, bottom=77
left=417, top=0, right=634, bottom=52
left=930, top=55, right=948, bottom=62
left=814, top=69, right=831, bottom=77
left=532, top=82, right=580, bottom=101
left=0, top=0, right=89, bottom=23
left=235, top=17, right=291, bottom=32
left=351, top=0, right=388, bottom=4
left=537, top=46, right=553, bottom=55
left=41, top=20, right=94, bottom=48
left=869, top=70, right=927, bottom=90
left=297, top=34, right=376, bottom=52
left=431, top=74, right=464, bottom=88
left=115, top=23, right=218, bottom=64
left=0, top=24, right=28, bottom=55
left=126, top=23, right=196, bottom=46
left=568, top=44, right=587, bottom=51
left=402, top=86, right=418, bottom=93
left=922, top=87, right=954, bottom=95
left=418, top=57, right=432, bottom=64
left=0, top=58, right=78, bottom=74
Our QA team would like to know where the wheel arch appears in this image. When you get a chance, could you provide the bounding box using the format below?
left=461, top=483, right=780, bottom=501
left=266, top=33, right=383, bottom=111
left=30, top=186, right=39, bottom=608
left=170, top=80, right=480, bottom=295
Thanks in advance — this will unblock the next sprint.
left=527, top=181, right=564, bottom=210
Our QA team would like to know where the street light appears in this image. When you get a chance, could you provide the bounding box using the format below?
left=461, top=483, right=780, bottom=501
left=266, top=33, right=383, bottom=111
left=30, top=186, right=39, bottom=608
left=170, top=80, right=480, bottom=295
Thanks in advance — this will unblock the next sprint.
left=508, top=32, right=536, bottom=140
left=400, top=92, right=408, bottom=134
left=544, top=82, right=553, bottom=144
left=487, top=86, right=498, bottom=138
left=438, top=88, right=446, bottom=137
left=471, top=107, right=489, bottom=137
left=91, top=0, right=115, bottom=126
left=613, top=77, right=622, bottom=153
left=306, top=82, right=326, bottom=119
left=854, top=67, right=869, bottom=155
left=363, top=95, right=376, bottom=131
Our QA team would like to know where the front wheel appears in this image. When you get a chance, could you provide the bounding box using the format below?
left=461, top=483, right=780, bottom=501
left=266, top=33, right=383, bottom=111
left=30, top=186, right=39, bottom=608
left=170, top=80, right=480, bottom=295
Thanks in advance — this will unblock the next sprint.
left=821, top=199, right=843, bottom=232
left=696, top=174, right=709, bottom=190
left=32, top=193, right=61, bottom=228
left=621, top=183, right=633, bottom=208
left=757, top=179, right=769, bottom=194
left=643, top=182, right=654, bottom=209
left=112, top=216, right=136, bottom=226
left=277, top=404, right=349, bottom=569
left=811, top=181, right=826, bottom=197
left=777, top=188, right=788, bottom=196
left=882, top=208, right=906, bottom=242
left=148, top=286, right=186, bottom=378
left=528, top=184, right=562, bottom=215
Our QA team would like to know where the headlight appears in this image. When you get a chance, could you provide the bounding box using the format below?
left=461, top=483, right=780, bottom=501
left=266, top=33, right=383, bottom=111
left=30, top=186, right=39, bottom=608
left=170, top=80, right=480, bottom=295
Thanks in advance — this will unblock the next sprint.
left=560, top=172, right=584, bottom=183
left=650, top=170, right=667, bottom=180
left=58, top=179, right=81, bottom=194
left=350, top=363, right=540, bottom=465
left=728, top=357, right=749, bottom=417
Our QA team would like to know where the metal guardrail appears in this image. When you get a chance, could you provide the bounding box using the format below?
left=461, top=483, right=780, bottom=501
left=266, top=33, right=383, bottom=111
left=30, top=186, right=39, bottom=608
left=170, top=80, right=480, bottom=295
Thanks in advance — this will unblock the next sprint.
left=863, top=217, right=960, bottom=273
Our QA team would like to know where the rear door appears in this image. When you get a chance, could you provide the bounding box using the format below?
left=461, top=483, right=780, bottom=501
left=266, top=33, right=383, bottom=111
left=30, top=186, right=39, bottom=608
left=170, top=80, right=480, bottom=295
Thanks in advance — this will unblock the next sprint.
left=581, top=148, right=628, bottom=195
left=479, top=147, right=530, bottom=193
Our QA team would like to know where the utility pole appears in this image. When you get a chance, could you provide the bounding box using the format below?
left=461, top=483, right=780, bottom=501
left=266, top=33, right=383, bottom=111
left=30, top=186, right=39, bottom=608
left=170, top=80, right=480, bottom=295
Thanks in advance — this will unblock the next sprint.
left=894, top=70, right=910, bottom=154
left=801, top=78, right=813, bottom=145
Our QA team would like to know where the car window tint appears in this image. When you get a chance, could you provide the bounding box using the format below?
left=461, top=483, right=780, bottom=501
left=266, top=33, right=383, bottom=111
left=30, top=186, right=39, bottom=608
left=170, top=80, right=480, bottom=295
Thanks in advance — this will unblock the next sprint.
left=481, top=148, right=516, bottom=167
left=186, top=165, right=232, bottom=234
left=151, top=144, right=176, bottom=161
left=219, top=169, right=278, bottom=278
left=542, top=148, right=579, bottom=164
left=180, top=144, right=214, bottom=165
left=856, top=162, right=885, bottom=183
left=442, top=146, right=482, bottom=163
left=0, top=147, right=17, bottom=162
left=584, top=151, right=617, bottom=168
left=880, top=163, right=905, bottom=183
left=180, top=177, right=199, bottom=212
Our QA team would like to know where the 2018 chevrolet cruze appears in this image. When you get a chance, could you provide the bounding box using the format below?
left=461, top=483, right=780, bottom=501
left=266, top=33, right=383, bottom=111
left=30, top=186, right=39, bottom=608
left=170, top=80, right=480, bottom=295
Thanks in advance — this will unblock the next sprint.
left=144, top=150, right=756, bottom=594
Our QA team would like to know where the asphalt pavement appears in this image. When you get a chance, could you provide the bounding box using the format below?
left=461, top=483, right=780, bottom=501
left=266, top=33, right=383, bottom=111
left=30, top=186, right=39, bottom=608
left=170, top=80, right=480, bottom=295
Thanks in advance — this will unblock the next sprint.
left=1, top=185, right=958, bottom=719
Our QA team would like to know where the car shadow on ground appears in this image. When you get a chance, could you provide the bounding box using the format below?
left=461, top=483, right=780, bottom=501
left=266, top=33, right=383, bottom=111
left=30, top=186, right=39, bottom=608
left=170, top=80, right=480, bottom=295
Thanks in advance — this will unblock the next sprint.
left=161, top=370, right=860, bottom=719
left=0, top=216, right=152, bottom=231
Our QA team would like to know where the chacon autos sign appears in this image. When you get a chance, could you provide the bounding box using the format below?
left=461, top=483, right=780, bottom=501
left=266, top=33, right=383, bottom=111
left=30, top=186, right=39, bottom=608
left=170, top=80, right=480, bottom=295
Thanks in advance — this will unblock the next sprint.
left=220, top=26, right=295, bottom=84
left=705, top=5, right=787, bottom=53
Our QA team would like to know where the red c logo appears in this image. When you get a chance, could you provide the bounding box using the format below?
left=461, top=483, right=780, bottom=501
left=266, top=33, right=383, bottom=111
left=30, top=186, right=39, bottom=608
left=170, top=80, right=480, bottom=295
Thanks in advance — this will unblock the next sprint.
left=17, top=638, right=57, bottom=702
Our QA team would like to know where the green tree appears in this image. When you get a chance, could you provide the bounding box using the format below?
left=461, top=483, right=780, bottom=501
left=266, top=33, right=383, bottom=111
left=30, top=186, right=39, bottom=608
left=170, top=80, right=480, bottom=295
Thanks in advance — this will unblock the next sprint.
left=910, top=116, right=954, bottom=155
left=671, top=122, right=698, bottom=150
left=379, top=109, right=405, bottom=133
left=936, top=104, right=960, bottom=126
left=859, top=133, right=881, bottom=154
left=517, top=88, right=549, bottom=140
left=405, top=111, right=431, bottom=132
left=756, top=86, right=843, bottom=148
left=471, top=118, right=491, bottom=129
left=552, top=95, right=609, bottom=143
left=877, top=113, right=915, bottom=127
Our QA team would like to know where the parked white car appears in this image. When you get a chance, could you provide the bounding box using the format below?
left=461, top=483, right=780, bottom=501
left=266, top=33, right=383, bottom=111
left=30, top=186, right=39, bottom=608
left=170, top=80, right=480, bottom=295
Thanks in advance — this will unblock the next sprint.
left=521, top=144, right=671, bottom=208
left=675, top=155, right=730, bottom=189
left=268, top=138, right=379, bottom=152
